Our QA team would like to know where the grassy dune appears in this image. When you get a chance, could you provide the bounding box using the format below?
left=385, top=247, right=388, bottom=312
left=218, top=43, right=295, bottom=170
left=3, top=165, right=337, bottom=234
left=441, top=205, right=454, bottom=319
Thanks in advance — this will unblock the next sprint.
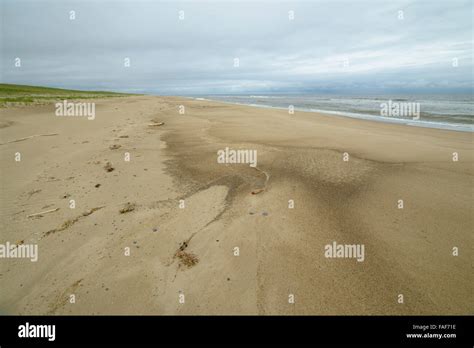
left=0, top=84, right=133, bottom=107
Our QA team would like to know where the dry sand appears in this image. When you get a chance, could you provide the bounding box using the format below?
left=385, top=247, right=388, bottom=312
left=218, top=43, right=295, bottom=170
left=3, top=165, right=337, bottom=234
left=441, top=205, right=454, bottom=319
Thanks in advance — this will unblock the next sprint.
left=0, top=96, right=472, bottom=315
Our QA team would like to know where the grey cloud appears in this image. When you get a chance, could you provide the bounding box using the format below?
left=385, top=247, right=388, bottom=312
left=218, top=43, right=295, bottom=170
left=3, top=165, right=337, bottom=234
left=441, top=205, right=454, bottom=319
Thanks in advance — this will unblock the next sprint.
left=1, top=0, right=472, bottom=94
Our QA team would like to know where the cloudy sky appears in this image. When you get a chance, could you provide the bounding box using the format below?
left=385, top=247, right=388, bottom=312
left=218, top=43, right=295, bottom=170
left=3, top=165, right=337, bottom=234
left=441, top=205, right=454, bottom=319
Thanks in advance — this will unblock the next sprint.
left=1, top=0, right=472, bottom=95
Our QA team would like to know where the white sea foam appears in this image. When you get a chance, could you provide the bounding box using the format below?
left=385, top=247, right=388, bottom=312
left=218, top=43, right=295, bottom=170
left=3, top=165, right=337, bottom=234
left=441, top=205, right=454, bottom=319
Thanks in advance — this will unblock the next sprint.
left=202, top=95, right=473, bottom=132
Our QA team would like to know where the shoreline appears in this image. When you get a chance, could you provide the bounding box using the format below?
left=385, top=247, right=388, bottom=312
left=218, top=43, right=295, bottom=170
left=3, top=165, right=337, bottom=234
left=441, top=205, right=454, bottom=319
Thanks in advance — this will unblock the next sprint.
left=187, top=96, right=473, bottom=133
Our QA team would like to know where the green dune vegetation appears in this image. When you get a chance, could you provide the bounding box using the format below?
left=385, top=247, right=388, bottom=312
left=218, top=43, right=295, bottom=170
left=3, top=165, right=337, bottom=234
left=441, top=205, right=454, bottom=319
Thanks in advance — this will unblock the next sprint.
left=0, top=84, right=133, bottom=107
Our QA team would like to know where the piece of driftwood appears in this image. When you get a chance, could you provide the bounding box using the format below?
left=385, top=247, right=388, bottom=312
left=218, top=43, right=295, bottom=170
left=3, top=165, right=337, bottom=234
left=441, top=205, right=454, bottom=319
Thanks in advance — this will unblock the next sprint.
left=27, top=207, right=59, bottom=218
left=0, top=133, right=58, bottom=145
left=148, top=122, right=164, bottom=127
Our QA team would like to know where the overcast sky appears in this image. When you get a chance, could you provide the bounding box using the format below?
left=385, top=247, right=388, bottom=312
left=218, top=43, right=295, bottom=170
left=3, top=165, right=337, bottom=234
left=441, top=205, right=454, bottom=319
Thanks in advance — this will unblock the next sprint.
left=1, top=0, right=472, bottom=95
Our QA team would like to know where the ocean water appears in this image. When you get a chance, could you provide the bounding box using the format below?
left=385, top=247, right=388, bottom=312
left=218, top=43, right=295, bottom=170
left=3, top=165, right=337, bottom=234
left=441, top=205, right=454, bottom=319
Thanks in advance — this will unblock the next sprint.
left=198, top=94, right=474, bottom=132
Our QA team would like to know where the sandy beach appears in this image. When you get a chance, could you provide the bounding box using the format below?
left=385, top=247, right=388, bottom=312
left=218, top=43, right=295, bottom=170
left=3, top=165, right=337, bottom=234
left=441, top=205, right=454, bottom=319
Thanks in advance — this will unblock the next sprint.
left=0, top=95, right=472, bottom=315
